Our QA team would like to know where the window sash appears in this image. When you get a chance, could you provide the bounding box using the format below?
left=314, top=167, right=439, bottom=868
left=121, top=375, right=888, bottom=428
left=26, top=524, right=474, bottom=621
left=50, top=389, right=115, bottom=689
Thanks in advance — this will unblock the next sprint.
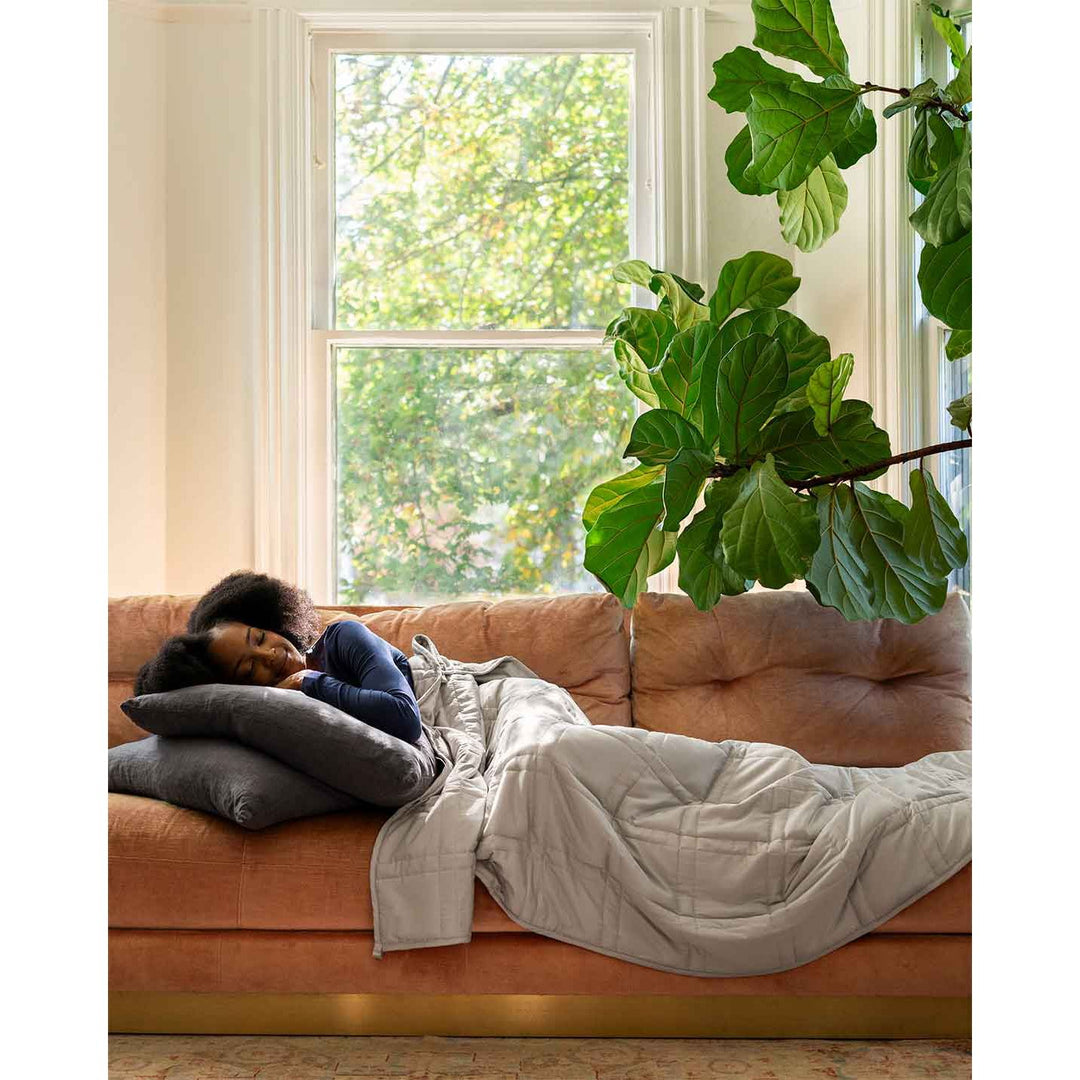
left=309, top=26, right=660, bottom=334
left=307, top=21, right=668, bottom=603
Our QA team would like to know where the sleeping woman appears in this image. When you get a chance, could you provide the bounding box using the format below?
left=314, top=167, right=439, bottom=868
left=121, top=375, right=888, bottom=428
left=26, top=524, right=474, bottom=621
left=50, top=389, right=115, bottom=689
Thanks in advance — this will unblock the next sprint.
left=133, top=570, right=425, bottom=747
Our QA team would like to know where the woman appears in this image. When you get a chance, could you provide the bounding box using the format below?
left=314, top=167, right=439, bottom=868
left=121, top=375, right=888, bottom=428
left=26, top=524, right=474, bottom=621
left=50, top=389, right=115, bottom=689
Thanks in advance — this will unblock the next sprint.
left=133, top=570, right=425, bottom=746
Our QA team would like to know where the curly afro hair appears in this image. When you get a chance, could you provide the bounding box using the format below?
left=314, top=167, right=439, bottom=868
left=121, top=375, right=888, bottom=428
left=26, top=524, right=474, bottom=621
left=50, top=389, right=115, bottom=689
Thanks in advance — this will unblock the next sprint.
left=132, top=570, right=324, bottom=696
left=132, top=632, right=219, bottom=696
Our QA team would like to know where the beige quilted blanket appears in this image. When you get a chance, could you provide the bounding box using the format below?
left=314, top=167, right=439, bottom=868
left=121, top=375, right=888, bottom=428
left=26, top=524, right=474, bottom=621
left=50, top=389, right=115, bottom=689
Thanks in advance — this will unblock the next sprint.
left=369, top=633, right=971, bottom=977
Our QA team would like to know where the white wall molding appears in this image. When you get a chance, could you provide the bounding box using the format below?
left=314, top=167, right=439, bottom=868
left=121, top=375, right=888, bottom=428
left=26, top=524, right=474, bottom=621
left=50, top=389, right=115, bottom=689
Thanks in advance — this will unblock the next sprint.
left=659, top=5, right=709, bottom=292
left=255, top=6, right=311, bottom=587
left=866, top=0, right=918, bottom=501
left=651, top=4, right=708, bottom=596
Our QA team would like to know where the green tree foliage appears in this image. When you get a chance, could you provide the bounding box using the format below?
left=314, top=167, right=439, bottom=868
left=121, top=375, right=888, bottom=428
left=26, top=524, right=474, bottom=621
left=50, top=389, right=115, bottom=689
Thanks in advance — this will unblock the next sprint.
left=333, top=53, right=636, bottom=603
left=335, top=53, right=631, bottom=330
left=584, top=1, right=972, bottom=621
left=338, top=347, right=636, bottom=604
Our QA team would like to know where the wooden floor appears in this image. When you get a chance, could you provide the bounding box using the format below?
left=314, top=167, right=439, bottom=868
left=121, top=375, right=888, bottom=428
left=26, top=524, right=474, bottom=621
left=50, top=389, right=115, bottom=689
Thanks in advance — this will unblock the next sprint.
left=109, top=1033, right=973, bottom=1079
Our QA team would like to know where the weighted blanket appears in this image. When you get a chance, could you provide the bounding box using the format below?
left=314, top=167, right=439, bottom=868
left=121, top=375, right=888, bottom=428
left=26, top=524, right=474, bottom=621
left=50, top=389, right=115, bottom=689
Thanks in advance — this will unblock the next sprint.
left=369, top=633, right=971, bottom=977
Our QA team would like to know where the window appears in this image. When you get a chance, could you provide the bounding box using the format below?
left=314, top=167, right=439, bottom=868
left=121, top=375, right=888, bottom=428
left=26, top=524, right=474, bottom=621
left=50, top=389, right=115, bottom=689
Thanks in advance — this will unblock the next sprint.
left=309, top=28, right=660, bottom=605
left=913, top=6, right=972, bottom=599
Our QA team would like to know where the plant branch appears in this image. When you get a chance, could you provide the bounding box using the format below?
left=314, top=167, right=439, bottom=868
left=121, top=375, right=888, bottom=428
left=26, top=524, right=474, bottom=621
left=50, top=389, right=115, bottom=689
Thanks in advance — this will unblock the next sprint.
left=861, top=81, right=970, bottom=122
left=707, top=439, right=972, bottom=488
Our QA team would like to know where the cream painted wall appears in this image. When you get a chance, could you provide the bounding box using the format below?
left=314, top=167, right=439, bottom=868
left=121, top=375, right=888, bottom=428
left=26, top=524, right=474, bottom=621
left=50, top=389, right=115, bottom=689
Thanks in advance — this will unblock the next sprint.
left=110, top=0, right=880, bottom=599
left=109, top=2, right=168, bottom=596
left=164, top=12, right=259, bottom=595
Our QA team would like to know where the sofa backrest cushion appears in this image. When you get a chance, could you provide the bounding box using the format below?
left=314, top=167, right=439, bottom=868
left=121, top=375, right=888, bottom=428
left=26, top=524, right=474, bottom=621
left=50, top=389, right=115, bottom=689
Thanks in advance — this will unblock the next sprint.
left=108, top=590, right=631, bottom=746
left=629, top=589, right=971, bottom=766
left=322, top=592, right=631, bottom=728
left=109, top=594, right=201, bottom=746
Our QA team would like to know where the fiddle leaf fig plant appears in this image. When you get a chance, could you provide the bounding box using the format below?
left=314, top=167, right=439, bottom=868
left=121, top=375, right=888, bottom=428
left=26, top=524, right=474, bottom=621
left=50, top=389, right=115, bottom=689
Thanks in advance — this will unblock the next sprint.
left=582, top=0, right=972, bottom=622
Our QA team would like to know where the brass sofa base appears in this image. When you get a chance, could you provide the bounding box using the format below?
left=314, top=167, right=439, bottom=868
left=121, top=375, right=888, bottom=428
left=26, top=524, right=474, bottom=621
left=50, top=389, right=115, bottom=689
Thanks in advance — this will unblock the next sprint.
left=109, top=992, right=971, bottom=1039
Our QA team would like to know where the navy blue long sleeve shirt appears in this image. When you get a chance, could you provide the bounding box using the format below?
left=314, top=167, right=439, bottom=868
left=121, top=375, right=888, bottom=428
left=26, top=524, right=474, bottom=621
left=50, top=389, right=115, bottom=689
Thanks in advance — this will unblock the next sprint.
left=299, top=620, right=422, bottom=744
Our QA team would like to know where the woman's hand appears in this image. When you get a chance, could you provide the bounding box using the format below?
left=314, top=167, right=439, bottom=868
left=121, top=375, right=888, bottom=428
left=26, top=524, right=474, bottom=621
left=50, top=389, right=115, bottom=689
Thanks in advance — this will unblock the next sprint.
left=274, top=670, right=313, bottom=692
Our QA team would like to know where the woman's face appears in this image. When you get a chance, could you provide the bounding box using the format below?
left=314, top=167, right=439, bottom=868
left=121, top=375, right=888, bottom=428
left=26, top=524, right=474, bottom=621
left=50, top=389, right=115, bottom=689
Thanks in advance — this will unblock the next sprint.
left=206, top=622, right=307, bottom=686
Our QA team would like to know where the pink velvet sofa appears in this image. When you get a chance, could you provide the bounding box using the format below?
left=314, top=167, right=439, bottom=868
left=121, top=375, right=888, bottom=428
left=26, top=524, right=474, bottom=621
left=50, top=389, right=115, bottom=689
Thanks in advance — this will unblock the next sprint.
left=108, top=588, right=972, bottom=1037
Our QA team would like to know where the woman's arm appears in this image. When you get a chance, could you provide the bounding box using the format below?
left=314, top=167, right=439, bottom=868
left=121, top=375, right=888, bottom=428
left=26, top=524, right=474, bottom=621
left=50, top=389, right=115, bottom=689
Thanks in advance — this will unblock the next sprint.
left=298, top=621, right=422, bottom=743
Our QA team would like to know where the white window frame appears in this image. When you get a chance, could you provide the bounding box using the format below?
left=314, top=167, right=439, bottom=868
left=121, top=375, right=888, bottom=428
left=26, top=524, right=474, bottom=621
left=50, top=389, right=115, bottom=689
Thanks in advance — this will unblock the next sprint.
left=255, top=6, right=707, bottom=604
left=867, top=0, right=971, bottom=501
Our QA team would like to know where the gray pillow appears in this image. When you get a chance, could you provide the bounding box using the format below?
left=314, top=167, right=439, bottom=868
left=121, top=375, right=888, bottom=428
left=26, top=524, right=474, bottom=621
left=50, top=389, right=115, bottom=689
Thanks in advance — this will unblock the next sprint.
left=108, top=735, right=361, bottom=830
left=119, top=683, right=437, bottom=807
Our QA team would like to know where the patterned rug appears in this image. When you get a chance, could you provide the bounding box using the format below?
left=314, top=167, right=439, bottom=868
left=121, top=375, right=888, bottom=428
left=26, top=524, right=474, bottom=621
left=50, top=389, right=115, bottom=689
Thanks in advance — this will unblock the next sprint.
left=108, top=1034, right=972, bottom=1079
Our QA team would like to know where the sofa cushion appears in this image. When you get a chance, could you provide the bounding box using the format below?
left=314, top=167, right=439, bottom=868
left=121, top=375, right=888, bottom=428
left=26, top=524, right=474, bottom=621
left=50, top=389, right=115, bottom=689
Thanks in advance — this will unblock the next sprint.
left=108, top=590, right=631, bottom=747
left=630, top=589, right=971, bottom=766
left=108, top=793, right=969, bottom=935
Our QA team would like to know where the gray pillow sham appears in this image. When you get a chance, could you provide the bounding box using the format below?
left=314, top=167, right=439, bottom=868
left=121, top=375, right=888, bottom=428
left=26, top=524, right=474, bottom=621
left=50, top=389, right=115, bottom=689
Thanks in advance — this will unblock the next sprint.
left=119, top=683, right=437, bottom=807
left=108, top=735, right=360, bottom=830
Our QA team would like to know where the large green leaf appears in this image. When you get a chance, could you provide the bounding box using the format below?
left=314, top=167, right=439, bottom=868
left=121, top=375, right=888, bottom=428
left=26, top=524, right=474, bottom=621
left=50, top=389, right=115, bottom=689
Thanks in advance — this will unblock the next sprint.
left=607, top=307, right=677, bottom=366
left=945, top=329, right=972, bottom=361
left=640, top=528, right=679, bottom=581
left=909, top=127, right=971, bottom=247
left=876, top=490, right=912, bottom=526
left=945, top=47, right=972, bottom=107
left=662, top=447, right=717, bottom=532
left=918, top=231, right=972, bottom=330
left=663, top=272, right=707, bottom=304
left=581, top=463, right=664, bottom=532
left=612, top=339, right=663, bottom=408
left=651, top=271, right=711, bottom=331
left=904, top=467, right=968, bottom=578
left=805, top=482, right=947, bottom=623
left=756, top=400, right=891, bottom=481
left=882, top=78, right=938, bottom=119
left=612, top=260, right=706, bottom=305
left=583, top=471, right=669, bottom=607
left=715, top=335, right=788, bottom=461
left=931, top=4, right=967, bottom=69
left=624, top=408, right=708, bottom=466
left=651, top=324, right=709, bottom=420
left=676, top=477, right=752, bottom=610
left=771, top=384, right=809, bottom=416
left=747, top=78, right=864, bottom=190
left=804, top=483, right=873, bottom=619
left=805, top=353, right=854, bottom=436
left=598, top=522, right=680, bottom=609
left=710, top=307, right=831, bottom=404
left=909, top=111, right=963, bottom=197
left=611, top=259, right=655, bottom=288
left=608, top=307, right=678, bottom=407
left=725, top=125, right=775, bottom=196
left=612, top=340, right=661, bottom=408
left=720, top=455, right=820, bottom=588
left=948, top=392, right=972, bottom=431
left=751, top=0, right=850, bottom=79
left=905, top=110, right=935, bottom=185
left=830, top=89, right=878, bottom=169
left=709, top=251, right=801, bottom=325
left=709, top=46, right=797, bottom=113
left=907, top=111, right=933, bottom=196
left=777, top=154, right=848, bottom=252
